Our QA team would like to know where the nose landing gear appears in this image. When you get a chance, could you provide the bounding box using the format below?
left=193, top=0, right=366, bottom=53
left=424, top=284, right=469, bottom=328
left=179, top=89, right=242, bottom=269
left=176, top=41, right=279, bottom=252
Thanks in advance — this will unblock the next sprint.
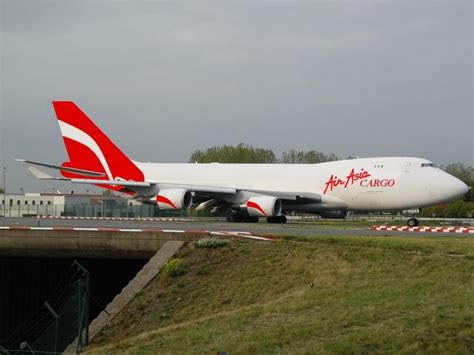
left=407, top=218, right=419, bottom=227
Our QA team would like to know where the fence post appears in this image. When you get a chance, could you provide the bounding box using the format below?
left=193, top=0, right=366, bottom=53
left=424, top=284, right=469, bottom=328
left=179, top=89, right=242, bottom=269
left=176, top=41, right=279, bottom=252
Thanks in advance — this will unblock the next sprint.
left=44, top=301, right=59, bottom=354
left=73, top=260, right=90, bottom=349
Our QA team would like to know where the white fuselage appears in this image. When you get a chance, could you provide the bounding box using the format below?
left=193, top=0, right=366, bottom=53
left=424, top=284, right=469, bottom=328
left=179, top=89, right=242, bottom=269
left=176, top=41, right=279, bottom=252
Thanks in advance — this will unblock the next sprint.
left=136, top=157, right=468, bottom=212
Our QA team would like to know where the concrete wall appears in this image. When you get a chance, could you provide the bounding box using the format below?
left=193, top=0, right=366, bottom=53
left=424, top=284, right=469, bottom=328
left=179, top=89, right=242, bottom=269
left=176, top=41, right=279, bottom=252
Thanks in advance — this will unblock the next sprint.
left=0, top=229, right=198, bottom=259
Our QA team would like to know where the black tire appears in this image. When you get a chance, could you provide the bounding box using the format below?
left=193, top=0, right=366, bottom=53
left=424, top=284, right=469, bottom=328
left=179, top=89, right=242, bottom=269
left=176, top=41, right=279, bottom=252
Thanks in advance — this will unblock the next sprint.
left=267, top=215, right=287, bottom=224
left=227, top=213, right=242, bottom=223
left=243, top=216, right=259, bottom=223
left=233, top=213, right=243, bottom=223
left=407, top=218, right=419, bottom=227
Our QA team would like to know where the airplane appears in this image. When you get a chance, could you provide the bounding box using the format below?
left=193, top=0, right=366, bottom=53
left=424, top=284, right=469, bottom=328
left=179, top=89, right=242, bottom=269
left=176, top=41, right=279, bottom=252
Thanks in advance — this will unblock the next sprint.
left=17, top=101, right=469, bottom=226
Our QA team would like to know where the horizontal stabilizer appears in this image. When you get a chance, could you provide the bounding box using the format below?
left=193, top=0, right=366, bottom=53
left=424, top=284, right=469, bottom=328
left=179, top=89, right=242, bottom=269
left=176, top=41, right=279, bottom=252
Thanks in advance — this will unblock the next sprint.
left=28, top=166, right=54, bottom=180
left=16, top=159, right=106, bottom=177
left=24, top=164, right=150, bottom=188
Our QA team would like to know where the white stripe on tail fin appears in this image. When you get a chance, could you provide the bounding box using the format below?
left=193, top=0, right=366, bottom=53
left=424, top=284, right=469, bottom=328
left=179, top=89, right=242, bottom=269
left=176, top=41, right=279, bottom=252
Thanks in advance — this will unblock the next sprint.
left=58, top=120, right=114, bottom=179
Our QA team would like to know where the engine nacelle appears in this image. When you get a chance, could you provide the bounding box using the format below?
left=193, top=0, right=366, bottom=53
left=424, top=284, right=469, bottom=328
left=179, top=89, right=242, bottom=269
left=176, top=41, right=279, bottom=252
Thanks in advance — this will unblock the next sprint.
left=155, top=189, right=193, bottom=210
left=244, top=196, right=282, bottom=217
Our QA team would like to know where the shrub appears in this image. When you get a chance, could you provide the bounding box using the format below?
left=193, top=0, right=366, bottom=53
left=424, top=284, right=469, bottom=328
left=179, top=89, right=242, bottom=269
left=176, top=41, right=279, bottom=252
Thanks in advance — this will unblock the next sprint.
left=196, top=237, right=230, bottom=249
left=421, top=200, right=473, bottom=218
left=162, top=258, right=186, bottom=278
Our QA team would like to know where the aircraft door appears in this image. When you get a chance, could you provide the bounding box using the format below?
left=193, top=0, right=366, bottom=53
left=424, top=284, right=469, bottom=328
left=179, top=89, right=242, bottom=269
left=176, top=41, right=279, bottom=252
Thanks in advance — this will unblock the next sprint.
left=404, top=162, right=412, bottom=173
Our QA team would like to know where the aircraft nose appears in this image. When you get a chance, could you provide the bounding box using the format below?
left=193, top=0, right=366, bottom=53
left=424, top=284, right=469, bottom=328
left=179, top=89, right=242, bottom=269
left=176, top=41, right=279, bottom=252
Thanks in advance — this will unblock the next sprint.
left=441, top=173, right=469, bottom=201
left=457, top=179, right=469, bottom=196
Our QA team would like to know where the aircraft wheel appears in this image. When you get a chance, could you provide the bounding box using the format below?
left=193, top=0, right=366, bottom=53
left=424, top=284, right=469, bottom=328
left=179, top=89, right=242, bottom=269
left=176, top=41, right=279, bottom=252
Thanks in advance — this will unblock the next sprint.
left=227, top=213, right=243, bottom=223
left=407, top=218, right=419, bottom=227
left=267, top=215, right=287, bottom=224
left=243, top=216, right=259, bottom=223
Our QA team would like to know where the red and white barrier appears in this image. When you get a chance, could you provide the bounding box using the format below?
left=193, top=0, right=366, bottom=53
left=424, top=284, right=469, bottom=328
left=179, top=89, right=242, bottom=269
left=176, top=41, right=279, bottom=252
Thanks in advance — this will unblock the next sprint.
left=0, top=226, right=276, bottom=241
left=35, top=215, right=203, bottom=222
left=371, top=225, right=474, bottom=234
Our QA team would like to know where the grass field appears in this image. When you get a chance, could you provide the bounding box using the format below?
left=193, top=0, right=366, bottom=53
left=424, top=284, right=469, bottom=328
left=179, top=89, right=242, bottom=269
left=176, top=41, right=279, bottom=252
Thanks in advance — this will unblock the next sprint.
left=87, top=234, right=473, bottom=354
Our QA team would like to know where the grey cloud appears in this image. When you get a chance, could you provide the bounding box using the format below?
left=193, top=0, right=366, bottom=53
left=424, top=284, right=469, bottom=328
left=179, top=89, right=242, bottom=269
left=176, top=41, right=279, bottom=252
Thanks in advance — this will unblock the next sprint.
left=0, top=0, right=472, bottom=193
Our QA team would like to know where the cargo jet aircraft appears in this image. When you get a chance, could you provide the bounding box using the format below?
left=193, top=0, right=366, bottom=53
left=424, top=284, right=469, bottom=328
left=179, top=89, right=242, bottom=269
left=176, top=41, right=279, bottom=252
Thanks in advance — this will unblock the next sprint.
left=17, top=101, right=468, bottom=226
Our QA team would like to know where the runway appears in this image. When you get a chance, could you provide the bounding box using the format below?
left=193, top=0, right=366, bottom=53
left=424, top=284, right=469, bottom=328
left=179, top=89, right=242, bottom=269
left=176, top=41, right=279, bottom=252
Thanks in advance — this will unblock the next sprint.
left=1, top=217, right=471, bottom=237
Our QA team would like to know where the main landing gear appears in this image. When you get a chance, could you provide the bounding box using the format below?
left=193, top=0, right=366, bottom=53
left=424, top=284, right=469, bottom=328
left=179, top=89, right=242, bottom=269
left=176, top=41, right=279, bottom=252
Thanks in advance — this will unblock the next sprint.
left=226, top=213, right=259, bottom=223
left=407, top=218, right=420, bottom=227
left=267, top=216, right=287, bottom=224
left=226, top=213, right=287, bottom=224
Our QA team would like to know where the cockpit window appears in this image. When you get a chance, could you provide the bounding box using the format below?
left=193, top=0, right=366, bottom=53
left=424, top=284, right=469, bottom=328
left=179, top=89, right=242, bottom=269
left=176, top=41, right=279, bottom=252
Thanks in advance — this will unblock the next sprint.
left=421, top=163, right=435, bottom=167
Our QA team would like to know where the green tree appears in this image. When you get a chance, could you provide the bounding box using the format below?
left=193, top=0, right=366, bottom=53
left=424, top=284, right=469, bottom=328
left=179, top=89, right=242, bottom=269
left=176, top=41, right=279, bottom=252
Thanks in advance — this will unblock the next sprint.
left=280, top=150, right=338, bottom=164
left=189, top=143, right=276, bottom=163
left=189, top=145, right=343, bottom=164
left=0, top=187, right=3, bottom=194
left=422, top=200, right=473, bottom=218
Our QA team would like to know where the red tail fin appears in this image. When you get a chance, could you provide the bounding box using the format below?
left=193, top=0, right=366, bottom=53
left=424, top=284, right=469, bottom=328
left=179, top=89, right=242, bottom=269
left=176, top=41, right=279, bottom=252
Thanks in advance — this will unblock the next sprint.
left=52, top=101, right=144, bottom=184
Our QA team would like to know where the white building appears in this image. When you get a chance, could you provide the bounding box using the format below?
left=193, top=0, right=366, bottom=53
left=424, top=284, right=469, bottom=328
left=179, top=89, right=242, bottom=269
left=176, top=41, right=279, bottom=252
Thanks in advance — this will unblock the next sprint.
left=0, top=192, right=146, bottom=218
left=1, top=193, right=65, bottom=217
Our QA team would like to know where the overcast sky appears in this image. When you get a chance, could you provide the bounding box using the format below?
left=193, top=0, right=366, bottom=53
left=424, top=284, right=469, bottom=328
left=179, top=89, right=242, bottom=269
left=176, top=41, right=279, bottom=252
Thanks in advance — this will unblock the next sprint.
left=0, top=0, right=472, bottom=193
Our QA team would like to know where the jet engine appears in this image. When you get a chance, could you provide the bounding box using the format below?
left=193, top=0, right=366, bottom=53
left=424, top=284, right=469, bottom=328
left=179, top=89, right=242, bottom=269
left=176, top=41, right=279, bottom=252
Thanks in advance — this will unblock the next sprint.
left=155, top=189, right=193, bottom=210
left=244, top=196, right=282, bottom=217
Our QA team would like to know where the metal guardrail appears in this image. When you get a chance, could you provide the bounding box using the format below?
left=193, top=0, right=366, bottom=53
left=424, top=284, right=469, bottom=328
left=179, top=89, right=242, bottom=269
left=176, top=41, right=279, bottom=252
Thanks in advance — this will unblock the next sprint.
left=1, top=207, right=472, bottom=225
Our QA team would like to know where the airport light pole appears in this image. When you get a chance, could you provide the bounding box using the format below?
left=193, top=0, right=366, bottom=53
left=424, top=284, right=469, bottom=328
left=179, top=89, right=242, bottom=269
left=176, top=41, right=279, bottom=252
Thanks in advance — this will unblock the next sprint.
left=3, top=166, right=6, bottom=217
left=44, top=302, right=59, bottom=354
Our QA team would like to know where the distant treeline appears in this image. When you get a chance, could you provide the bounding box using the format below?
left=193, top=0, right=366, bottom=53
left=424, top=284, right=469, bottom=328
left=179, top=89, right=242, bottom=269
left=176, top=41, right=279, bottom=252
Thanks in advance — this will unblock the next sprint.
left=189, top=143, right=345, bottom=164
left=421, top=200, right=473, bottom=218
left=189, top=143, right=473, bottom=202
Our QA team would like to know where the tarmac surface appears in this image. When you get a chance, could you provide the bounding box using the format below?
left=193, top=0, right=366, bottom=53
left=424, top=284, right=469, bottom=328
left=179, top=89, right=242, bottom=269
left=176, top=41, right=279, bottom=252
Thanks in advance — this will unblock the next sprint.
left=1, top=217, right=471, bottom=237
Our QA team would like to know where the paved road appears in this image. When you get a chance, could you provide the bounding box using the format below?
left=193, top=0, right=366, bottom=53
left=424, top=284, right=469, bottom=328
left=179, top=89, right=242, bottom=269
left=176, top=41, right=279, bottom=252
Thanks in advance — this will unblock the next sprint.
left=0, top=217, right=469, bottom=237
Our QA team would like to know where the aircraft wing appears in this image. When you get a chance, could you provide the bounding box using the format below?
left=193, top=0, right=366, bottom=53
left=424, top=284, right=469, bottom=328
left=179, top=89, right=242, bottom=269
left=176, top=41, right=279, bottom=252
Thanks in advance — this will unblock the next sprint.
left=154, top=182, right=321, bottom=202
left=244, top=189, right=322, bottom=202
left=22, top=161, right=321, bottom=203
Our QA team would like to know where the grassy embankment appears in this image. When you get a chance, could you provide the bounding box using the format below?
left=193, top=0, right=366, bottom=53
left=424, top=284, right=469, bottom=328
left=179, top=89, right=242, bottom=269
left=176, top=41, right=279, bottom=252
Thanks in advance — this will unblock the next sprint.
left=87, top=234, right=473, bottom=354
